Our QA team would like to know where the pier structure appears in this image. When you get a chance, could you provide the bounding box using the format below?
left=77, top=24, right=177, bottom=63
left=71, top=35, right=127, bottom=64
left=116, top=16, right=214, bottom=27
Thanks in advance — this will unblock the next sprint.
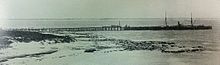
left=102, top=25, right=123, bottom=31
left=14, top=24, right=212, bottom=32
left=14, top=25, right=124, bottom=32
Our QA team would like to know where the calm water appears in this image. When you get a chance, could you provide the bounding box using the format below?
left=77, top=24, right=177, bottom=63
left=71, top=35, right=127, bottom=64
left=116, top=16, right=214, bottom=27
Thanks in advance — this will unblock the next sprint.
left=1, top=18, right=220, bottom=65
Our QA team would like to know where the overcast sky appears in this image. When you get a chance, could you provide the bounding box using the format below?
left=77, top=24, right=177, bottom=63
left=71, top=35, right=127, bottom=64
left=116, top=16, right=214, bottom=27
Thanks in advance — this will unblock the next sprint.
left=0, top=0, right=220, bottom=18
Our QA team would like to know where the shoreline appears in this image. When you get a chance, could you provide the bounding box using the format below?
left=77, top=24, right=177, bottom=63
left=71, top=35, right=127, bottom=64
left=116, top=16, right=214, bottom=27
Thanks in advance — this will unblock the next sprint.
left=0, top=30, right=210, bottom=65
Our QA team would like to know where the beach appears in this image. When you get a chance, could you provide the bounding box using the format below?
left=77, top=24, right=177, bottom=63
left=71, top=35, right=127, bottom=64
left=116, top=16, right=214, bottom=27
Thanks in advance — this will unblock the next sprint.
left=0, top=29, right=219, bottom=65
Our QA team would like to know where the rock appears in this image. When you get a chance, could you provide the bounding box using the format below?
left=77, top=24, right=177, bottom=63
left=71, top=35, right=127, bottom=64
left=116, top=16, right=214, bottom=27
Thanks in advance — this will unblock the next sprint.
left=1, top=30, right=76, bottom=43
left=161, top=48, right=204, bottom=53
left=192, top=46, right=204, bottom=48
left=84, top=48, right=97, bottom=53
left=0, top=59, right=8, bottom=62
left=96, top=46, right=111, bottom=49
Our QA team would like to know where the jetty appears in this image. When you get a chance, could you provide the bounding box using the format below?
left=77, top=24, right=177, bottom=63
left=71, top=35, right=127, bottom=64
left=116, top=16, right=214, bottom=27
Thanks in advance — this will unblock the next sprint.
left=13, top=24, right=212, bottom=32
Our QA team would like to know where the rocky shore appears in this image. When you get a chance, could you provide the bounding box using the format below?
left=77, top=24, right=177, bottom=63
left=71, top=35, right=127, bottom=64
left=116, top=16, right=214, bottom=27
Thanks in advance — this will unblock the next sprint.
left=114, top=40, right=205, bottom=53
left=0, top=31, right=209, bottom=65
left=0, top=30, right=76, bottom=49
left=79, top=33, right=205, bottom=53
left=0, top=30, right=205, bottom=53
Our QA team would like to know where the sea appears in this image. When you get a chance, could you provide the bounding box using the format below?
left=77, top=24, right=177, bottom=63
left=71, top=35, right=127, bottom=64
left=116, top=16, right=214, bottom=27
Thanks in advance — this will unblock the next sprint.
left=0, top=18, right=220, bottom=65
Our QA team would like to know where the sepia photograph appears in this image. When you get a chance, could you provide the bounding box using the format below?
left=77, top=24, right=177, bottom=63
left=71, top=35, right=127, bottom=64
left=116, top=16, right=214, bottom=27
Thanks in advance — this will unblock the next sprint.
left=0, top=0, right=219, bottom=65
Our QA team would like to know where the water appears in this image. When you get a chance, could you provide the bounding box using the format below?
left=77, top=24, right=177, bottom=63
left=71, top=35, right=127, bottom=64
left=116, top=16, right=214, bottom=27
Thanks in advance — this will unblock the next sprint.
left=1, top=18, right=220, bottom=65
left=87, top=30, right=220, bottom=65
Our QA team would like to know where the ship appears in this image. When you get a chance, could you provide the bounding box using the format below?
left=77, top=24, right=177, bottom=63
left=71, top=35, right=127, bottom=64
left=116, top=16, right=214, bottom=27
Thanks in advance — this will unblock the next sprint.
left=124, top=13, right=212, bottom=30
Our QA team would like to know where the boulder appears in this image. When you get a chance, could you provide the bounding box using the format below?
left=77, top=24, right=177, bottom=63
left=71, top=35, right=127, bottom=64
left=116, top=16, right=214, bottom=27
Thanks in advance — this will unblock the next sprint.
left=161, top=48, right=204, bottom=53
left=84, top=48, right=97, bottom=53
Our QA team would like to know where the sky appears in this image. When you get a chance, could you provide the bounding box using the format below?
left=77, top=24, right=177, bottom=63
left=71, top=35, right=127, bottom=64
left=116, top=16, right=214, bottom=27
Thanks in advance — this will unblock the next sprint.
left=0, top=0, right=220, bottom=18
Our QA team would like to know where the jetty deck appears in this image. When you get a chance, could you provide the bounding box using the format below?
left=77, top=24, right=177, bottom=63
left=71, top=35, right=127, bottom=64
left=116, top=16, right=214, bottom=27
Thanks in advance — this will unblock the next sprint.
left=13, top=24, right=212, bottom=32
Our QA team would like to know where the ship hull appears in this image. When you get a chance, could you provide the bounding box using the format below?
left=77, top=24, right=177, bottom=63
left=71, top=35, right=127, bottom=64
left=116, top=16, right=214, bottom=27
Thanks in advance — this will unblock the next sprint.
left=124, top=25, right=212, bottom=30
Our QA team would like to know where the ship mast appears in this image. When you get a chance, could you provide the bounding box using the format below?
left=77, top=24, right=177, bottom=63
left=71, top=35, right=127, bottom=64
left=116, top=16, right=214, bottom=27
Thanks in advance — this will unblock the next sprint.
left=190, top=13, right=194, bottom=27
left=164, top=12, right=168, bottom=27
left=119, top=21, right=121, bottom=26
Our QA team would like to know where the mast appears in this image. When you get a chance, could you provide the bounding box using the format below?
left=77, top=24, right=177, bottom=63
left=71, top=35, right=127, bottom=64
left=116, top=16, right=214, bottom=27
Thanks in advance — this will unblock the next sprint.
left=190, top=13, right=194, bottom=27
left=119, top=21, right=121, bottom=26
left=165, top=12, right=168, bottom=27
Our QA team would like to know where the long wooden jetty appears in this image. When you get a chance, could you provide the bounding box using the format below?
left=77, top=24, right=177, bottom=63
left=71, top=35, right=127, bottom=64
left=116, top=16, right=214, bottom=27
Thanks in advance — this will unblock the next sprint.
left=13, top=24, right=212, bottom=32
left=14, top=25, right=123, bottom=32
